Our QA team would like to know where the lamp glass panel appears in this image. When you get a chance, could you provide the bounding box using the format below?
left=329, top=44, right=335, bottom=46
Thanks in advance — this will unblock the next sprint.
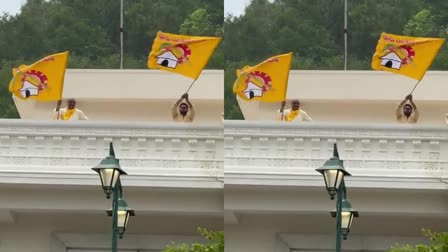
left=341, top=211, right=353, bottom=229
left=99, top=169, right=120, bottom=188
left=323, top=170, right=344, bottom=190
left=117, top=210, right=129, bottom=228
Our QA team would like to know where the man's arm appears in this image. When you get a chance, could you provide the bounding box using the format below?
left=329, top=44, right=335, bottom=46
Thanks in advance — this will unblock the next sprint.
left=303, top=111, right=312, bottom=121
left=172, top=94, right=187, bottom=119
left=184, top=93, right=193, bottom=108
left=171, top=103, right=179, bottom=119
left=277, top=101, right=286, bottom=121
left=189, top=105, right=196, bottom=120
left=184, top=94, right=195, bottom=120
left=78, top=110, right=88, bottom=120
left=408, top=95, right=419, bottom=122
left=277, top=109, right=288, bottom=121
left=52, top=100, right=63, bottom=120
left=413, top=108, right=419, bottom=122
left=174, top=96, right=184, bottom=107
left=408, top=95, right=417, bottom=110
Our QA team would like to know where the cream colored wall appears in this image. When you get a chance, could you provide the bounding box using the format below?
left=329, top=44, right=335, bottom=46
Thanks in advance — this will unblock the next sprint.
left=238, top=71, right=448, bottom=124
left=0, top=212, right=222, bottom=252
left=253, top=100, right=448, bottom=124
left=225, top=214, right=445, bottom=252
left=13, top=69, right=223, bottom=123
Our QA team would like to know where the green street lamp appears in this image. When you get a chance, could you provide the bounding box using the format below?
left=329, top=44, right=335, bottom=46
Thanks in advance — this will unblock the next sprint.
left=107, top=197, right=135, bottom=238
left=92, top=143, right=127, bottom=199
left=316, top=143, right=359, bottom=252
left=93, top=142, right=135, bottom=252
left=330, top=198, right=359, bottom=240
left=316, top=144, right=350, bottom=200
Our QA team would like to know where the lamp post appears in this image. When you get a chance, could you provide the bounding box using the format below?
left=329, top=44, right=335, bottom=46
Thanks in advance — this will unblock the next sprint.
left=93, top=142, right=135, bottom=252
left=316, top=143, right=359, bottom=252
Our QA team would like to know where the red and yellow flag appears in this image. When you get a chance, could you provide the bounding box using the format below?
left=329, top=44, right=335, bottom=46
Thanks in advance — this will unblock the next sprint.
left=147, top=31, right=221, bottom=79
left=233, top=52, right=293, bottom=102
left=372, top=32, right=445, bottom=80
left=9, top=51, right=69, bottom=101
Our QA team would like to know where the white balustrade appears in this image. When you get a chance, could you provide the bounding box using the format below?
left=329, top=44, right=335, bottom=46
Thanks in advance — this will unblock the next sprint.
left=224, top=121, right=448, bottom=189
left=0, top=119, right=223, bottom=188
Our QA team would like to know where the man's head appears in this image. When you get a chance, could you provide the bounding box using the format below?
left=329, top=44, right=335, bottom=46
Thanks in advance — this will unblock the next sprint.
left=403, top=104, right=413, bottom=116
left=291, top=99, right=300, bottom=111
left=67, top=98, right=76, bottom=110
left=179, top=102, right=189, bottom=115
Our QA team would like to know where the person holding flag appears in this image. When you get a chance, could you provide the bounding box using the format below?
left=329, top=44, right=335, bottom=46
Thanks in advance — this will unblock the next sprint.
left=395, top=94, right=418, bottom=123
left=147, top=31, right=221, bottom=122
left=172, top=93, right=195, bottom=122
left=277, top=99, right=312, bottom=122
left=233, top=52, right=296, bottom=121
left=53, top=98, right=88, bottom=121
left=372, top=33, right=444, bottom=124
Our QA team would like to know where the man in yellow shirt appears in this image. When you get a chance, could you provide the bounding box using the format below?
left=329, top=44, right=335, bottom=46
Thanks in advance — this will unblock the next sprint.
left=277, top=99, right=312, bottom=122
left=396, top=94, right=419, bottom=123
left=172, top=93, right=195, bottom=122
left=53, top=98, right=88, bottom=120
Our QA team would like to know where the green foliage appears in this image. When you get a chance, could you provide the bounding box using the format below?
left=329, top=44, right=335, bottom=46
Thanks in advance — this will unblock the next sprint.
left=404, top=9, right=439, bottom=37
left=389, top=229, right=448, bottom=252
left=163, top=227, right=224, bottom=252
left=0, top=66, right=20, bottom=118
left=180, top=9, right=215, bottom=36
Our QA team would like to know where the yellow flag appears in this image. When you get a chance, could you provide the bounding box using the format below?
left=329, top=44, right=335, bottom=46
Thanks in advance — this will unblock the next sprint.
left=233, top=52, right=293, bottom=102
left=372, top=32, right=445, bottom=80
left=147, top=31, right=221, bottom=79
left=9, top=51, right=69, bottom=101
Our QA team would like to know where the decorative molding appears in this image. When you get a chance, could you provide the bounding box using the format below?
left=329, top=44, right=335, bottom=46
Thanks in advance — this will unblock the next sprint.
left=224, top=121, right=448, bottom=189
left=0, top=120, right=223, bottom=188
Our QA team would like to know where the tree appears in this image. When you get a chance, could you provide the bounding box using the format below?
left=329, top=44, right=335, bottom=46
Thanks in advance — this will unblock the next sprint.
left=163, top=228, right=224, bottom=252
left=404, top=9, right=439, bottom=37
left=180, top=9, right=214, bottom=36
left=389, top=229, right=448, bottom=252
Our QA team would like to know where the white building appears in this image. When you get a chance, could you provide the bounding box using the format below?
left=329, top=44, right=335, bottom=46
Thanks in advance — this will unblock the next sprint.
left=4, top=69, right=448, bottom=252
left=225, top=71, right=448, bottom=252
left=1, top=70, right=223, bottom=252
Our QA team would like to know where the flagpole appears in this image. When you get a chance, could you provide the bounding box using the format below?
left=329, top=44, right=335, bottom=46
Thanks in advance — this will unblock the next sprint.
left=344, top=0, right=348, bottom=70
left=409, top=79, right=422, bottom=94
left=185, top=79, right=197, bottom=93
left=120, top=0, right=124, bottom=69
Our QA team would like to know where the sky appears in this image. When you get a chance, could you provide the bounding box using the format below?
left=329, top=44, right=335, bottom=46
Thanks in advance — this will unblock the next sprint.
left=1, top=0, right=252, bottom=16
left=224, top=0, right=251, bottom=16
left=0, top=0, right=26, bottom=15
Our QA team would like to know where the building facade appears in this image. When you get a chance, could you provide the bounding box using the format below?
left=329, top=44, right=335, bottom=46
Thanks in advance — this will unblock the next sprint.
left=1, top=70, right=223, bottom=252
left=2, top=70, right=448, bottom=252
left=225, top=71, right=448, bottom=252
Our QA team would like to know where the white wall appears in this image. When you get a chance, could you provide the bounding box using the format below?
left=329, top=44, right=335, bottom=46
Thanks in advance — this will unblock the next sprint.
left=0, top=212, right=222, bottom=252
left=237, top=71, right=448, bottom=124
left=13, top=69, right=224, bottom=123
left=225, top=214, right=443, bottom=252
